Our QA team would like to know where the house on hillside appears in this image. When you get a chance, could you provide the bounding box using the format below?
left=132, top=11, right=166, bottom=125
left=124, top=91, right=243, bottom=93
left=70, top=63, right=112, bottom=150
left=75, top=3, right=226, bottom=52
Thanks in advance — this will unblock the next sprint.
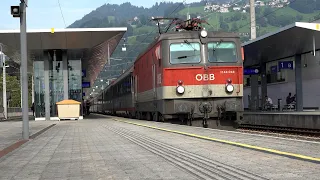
left=233, top=7, right=241, bottom=11
left=219, top=7, right=229, bottom=13
left=255, top=1, right=265, bottom=6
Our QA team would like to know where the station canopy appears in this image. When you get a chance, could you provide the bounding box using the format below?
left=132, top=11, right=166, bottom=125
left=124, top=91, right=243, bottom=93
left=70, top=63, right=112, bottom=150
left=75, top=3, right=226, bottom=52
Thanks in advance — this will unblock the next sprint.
left=242, top=22, right=320, bottom=67
left=0, top=27, right=127, bottom=86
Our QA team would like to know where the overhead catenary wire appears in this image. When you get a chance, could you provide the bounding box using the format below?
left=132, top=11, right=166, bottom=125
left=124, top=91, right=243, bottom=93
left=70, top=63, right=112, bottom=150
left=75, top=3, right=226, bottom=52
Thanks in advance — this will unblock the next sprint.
left=97, top=1, right=186, bottom=86
left=121, top=2, right=185, bottom=58
left=57, top=0, right=67, bottom=28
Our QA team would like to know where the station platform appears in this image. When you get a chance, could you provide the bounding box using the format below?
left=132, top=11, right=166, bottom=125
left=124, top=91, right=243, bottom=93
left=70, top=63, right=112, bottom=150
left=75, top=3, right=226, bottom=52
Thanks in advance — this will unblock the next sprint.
left=243, top=111, right=320, bottom=130
left=0, top=114, right=319, bottom=180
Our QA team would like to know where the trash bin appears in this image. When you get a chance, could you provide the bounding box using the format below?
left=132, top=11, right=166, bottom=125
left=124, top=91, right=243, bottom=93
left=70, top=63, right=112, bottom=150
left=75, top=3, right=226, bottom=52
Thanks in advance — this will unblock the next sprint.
left=56, top=99, right=81, bottom=120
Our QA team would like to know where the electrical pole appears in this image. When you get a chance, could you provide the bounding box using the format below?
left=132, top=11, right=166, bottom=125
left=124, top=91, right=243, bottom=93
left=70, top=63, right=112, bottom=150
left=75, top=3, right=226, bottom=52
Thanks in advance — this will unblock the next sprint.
left=250, top=0, right=256, bottom=40
left=20, top=1, right=29, bottom=140
left=187, top=4, right=190, bottom=19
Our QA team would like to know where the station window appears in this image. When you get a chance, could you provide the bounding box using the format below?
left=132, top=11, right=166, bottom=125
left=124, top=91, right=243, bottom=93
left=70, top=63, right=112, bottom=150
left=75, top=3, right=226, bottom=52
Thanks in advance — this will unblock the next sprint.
left=169, top=42, right=201, bottom=64
left=207, top=42, right=237, bottom=63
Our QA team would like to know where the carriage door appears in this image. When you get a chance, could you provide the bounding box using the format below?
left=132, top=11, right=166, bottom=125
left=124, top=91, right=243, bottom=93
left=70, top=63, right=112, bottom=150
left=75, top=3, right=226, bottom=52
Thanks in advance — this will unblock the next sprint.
left=152, top=53, right=157, bottom=99
left=134, top=75, right=138, bottom=103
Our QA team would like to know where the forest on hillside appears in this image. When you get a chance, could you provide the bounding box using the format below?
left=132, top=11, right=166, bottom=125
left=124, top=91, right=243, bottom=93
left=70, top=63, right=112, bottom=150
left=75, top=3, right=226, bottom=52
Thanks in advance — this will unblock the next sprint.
left=67, top=0, right=320, bottom=89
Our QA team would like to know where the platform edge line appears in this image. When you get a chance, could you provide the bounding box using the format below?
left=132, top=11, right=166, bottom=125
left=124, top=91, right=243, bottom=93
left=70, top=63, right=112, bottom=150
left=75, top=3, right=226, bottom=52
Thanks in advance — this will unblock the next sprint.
left=113, top=118, right=320, bottom=164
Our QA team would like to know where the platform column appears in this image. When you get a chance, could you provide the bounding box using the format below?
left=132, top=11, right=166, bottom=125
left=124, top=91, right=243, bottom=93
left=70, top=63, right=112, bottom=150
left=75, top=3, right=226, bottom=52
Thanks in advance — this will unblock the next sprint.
left=260, top=62, right=267, bottom=105
left=295, top=54, right=303, bottom=111
left=44, top=51, right=51, bottom=120
left=62, top=50, right=69, bottom=100
left=250, top=75, right=259, bottom=111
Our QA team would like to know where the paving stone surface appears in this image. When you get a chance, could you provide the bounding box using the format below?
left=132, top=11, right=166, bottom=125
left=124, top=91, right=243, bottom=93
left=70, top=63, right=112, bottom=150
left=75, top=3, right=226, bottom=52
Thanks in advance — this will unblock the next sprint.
left=0, top=120, right=55, bottom=150
left=1, top=115, right=319, bottom=180
left=0, top=119, right=197, bottom=180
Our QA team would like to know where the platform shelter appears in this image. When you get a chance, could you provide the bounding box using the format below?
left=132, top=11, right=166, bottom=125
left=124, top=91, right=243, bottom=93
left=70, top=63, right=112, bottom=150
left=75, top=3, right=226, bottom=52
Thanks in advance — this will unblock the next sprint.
left=242, top=22, right=320, bottom=112
left=0, top=27, right=127, bottom=120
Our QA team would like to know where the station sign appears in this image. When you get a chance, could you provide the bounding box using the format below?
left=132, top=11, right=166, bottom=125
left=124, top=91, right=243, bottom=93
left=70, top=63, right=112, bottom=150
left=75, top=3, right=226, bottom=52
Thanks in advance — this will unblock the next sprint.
left=270, top=65, right=277, bottom=73
left=278, top=61, right=293, bottom=70
left=244, top=68, right=260, bottom=75
left=82, top=70, right=86, bottom=77
left=82, top=82, right=90, bottom=88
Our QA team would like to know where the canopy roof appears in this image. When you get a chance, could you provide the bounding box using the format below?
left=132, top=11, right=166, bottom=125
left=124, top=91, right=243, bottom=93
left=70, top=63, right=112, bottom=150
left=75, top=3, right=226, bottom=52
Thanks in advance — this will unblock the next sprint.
left=0, top=27, right=127, bottom=96
left=242, top=22, right=320, bottom=67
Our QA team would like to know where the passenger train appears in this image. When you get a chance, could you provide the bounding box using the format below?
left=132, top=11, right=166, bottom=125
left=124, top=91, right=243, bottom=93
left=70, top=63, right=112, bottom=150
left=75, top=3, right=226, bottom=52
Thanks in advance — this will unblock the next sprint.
left=90, top=18, right=244, bottom=128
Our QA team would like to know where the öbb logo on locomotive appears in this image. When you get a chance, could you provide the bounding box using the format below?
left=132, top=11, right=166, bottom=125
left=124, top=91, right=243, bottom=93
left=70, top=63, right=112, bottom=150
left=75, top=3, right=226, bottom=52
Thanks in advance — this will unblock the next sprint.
left=195, top=74, right=215, bottom=81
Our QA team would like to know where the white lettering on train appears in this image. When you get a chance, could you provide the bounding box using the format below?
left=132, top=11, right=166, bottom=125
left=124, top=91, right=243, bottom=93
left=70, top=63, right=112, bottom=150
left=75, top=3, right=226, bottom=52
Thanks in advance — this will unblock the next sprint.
left=220, top=70, right=235, bottom=74
left=196, top=74, right=215, bottom=81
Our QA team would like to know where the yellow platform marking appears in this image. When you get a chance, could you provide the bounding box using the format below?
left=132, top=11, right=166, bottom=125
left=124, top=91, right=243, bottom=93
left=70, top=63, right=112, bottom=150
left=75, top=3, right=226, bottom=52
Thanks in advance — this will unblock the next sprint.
left=316, top=24, right=320, bottom=30
left=113, top=118, right=320, bottom=163
left=51, top=28, right=54, bottom=33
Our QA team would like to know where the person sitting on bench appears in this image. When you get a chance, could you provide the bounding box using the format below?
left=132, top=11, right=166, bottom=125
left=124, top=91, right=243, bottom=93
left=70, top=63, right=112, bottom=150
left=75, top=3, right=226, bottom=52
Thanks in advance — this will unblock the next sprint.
left=286, top=93, right=292, bottom=105
left=264, top=95, right=273, bottom=110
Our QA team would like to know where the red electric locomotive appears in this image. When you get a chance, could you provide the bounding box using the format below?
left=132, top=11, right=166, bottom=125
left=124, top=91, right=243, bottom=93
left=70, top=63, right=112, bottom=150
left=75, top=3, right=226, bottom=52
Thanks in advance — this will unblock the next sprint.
left=91, top=18, right=244, bottom=129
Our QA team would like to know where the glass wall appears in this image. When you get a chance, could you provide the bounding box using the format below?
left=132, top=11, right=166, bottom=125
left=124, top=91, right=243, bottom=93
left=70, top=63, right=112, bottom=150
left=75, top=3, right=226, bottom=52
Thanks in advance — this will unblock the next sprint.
left=34, top=60, right=45, bottom=117
left=68, top=60, right=82, bottom=102
left=33, top=50, right=84, bottom=118
left=68, top=59, right=82, bottom=116
left=49, top=51, right=64, bottom=117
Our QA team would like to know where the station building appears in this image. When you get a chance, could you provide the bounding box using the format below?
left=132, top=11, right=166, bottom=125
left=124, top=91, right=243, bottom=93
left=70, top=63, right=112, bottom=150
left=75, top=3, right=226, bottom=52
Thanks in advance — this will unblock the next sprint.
left=242, top=22, right=320, bottom=110
left=0, top=27, right=127, bottom=120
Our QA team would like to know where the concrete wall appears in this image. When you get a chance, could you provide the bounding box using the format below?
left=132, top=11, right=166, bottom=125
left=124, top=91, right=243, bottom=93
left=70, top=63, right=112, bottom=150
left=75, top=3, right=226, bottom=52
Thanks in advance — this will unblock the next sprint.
left=244, top=50, right=320, bottom=109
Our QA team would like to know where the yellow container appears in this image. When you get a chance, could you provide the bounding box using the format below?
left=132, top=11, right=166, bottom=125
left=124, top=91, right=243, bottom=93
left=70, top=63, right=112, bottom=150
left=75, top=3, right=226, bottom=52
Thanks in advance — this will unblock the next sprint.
left=56, top=99, right=81, bottom=120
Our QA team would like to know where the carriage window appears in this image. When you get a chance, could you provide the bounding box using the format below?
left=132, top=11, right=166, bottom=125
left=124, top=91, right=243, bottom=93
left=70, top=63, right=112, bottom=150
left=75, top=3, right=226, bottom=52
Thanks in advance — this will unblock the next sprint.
left=170, top=42, right=201, bottom=64
left=208, top=42, right=237, bottom=62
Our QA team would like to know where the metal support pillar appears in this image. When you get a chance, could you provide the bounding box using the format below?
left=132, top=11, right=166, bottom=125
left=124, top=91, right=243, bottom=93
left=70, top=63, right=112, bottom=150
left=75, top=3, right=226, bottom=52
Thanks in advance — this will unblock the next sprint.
left=62, top=50, right=69, bottom=100
left=260, top=63, right=267, bottom=104
left=44, top=51, right=50, bottom=120
left=20, top=66, right=22, bottom=107
left=20, top=1, right=29, bottom=139
left=250, top=75, right=259, bottom=111
left=295, top=54, right=303, bottom=111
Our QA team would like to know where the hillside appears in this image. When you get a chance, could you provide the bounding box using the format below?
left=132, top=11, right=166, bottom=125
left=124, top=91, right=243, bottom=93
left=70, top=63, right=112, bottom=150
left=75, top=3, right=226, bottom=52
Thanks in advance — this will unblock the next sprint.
left=67, top=0, right=320, bottom=88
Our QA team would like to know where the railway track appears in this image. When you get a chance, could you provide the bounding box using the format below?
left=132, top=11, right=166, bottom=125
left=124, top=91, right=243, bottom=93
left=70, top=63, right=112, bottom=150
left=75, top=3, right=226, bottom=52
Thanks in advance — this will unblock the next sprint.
left=237, top=124, right=320, bottom=140
left=106, top=125, right=269, bottom=180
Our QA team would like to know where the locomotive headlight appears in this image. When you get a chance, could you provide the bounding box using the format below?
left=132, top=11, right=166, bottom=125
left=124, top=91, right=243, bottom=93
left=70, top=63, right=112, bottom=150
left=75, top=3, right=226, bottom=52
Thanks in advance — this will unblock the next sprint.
left=226, top=84, right=234, bottom=93
left=177, top=86, right=185, bottom=94
left=200, top=29, right=208, bottom=38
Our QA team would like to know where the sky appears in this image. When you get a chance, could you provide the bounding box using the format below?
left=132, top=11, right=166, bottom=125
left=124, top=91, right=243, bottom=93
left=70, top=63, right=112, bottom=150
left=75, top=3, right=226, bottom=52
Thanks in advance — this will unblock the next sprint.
left=0, top=0, right=200, bottom=30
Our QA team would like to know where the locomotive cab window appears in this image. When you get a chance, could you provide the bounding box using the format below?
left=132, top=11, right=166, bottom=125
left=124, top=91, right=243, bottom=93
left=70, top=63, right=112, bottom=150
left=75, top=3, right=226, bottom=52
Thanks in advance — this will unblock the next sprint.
left=170, top=42, right=201, bottom=64
left=208, top=42, right=237, bottom=63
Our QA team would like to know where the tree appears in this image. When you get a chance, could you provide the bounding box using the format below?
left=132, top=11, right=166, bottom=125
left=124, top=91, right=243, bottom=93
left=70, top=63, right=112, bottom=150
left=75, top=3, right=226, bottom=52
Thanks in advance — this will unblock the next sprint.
left=257, top=17, right=267, bottom=27
left=295, top=15, right=303, bottom=22
left=0, top=75, right=22, bottom=107
left=220, top=22, right=229, bottom=31
left=263, top=7, right=273, bottom=17
left=289, top=0, right=317, bottom=14
left=231, top=22, right=238, bottom=32
left=138, top=14, right=148, bottom=25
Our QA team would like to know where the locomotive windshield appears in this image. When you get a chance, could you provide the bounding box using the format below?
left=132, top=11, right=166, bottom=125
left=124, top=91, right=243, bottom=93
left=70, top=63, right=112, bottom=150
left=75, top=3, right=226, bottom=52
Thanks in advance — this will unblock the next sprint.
left=208, top=42, right=238, bottom=63
left=170, top=42, right=201, bottom=64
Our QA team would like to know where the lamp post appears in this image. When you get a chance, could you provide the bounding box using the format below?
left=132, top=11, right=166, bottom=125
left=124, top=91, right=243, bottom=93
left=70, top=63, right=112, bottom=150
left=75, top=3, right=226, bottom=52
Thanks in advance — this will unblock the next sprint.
left=11, top=0, right=29, bottom=140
